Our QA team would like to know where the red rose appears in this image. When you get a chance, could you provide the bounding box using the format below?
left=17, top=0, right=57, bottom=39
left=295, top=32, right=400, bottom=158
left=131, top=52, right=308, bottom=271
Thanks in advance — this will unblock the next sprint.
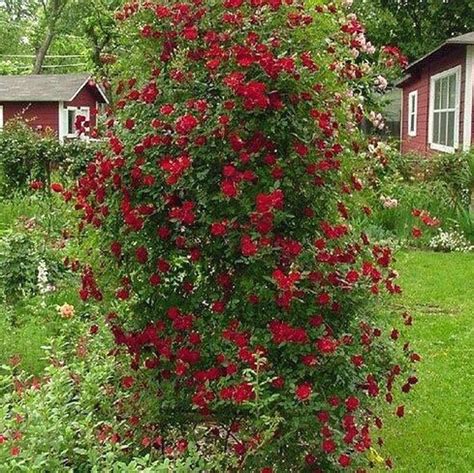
left=175, top=114, right=198, bottom=135
left=211, top=221, right=227, bottom=236
left=411, top=227, right=422, bottom=238
left=322, top=439, right=336, bottom=453
left=241, top=235, right=258, bottom=257
left=121, top=376, right=135, bottom=389
left=295, top=382, right=312, bottom=401
left=316, top=337, right=337, bottom=354
left=51, top=182, right=63, bottom=193
left=345, top=396, right=360, bottom=411
left=135, top=246, right=149, bottom=264
left=338, top=454, right=351, bottom=468
left=30, top=180, right=44, bottom=191
left=110, top=241, right=122, bottom=258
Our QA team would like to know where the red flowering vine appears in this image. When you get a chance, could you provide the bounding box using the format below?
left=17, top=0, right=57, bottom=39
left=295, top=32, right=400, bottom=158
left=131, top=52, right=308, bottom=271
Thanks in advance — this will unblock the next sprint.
left=69, top=0, right=417, bottom=470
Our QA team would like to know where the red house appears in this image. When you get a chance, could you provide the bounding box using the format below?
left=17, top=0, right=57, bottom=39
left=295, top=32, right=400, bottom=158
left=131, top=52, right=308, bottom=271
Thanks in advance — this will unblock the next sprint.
left=398, top=32, right=474, bottom=154
left=0, top=73, right=108, bottom=142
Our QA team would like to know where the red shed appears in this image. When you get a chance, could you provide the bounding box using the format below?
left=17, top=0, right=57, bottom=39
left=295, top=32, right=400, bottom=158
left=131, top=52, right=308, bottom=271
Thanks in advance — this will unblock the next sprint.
left=0, top=73, right=108, bottom=142
left=398, top=32, right=474, bottom=155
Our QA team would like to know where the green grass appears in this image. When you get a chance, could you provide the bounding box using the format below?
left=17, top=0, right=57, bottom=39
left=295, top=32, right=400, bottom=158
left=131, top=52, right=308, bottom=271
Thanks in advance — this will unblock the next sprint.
left=381, top=251, right=474, bottom=472
left=0, top=286, right=81, bottom=374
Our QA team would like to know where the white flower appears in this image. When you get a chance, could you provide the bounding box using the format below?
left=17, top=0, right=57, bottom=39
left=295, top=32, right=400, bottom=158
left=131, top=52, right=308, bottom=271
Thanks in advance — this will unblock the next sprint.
left=375, top=75, right=388, bottom=91
left=429, top=229, right=474, bottom=253
left=37, top=260, right=56, bottom=294
left=368, top=111, right=385, bottom=130
left=380, top=195, right=399, bottom=209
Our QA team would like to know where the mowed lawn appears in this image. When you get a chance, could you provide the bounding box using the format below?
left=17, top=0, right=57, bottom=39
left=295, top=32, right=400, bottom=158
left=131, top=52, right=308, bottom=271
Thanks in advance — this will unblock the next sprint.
left=381, top=251, right=474, bottom=472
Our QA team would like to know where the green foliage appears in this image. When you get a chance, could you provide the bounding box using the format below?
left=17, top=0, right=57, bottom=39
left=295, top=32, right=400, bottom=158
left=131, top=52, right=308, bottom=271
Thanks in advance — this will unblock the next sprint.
left=0, top=230, right=40, bottom=303
left=61, top=139, right=101, bottom=180
left=0, top=120, right=62, bottom=193
left=0, top=120, right=99, bottom=194
left=360, top=144, right=474, bottom=245
left=353, top=0, right=474, bottom=61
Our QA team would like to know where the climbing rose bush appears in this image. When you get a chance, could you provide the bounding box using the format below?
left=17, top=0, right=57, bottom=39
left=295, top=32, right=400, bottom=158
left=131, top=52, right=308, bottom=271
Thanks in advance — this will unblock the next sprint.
left=70, top=0, right=417, bottom=470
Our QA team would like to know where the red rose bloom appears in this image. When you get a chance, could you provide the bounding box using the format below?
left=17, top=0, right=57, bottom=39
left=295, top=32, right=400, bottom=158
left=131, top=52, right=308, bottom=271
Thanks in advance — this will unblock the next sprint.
left=51, top=182, right=63, bottom=193
left=338, top=454, right=351, bottom=468
left=175, top=114, right=198, bottom=135
left=295, top=382, right=312, bottom=401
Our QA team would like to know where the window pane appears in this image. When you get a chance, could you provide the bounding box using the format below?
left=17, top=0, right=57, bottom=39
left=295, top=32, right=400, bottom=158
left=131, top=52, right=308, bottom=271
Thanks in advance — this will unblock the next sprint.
left=447, top=111, right=455, bottom=147
left=440, top=111, right=447, bottom=145
left=440, top=77, right=448, bottom=109
left=434, top=79, right=441, bottom=110
left=410, top=113, right=415, bottom=132
left=448, top=74, right=456, bottom=108
left=433, top=112, right=440, bottom=143
left=67, top=110, right=76, bottom=135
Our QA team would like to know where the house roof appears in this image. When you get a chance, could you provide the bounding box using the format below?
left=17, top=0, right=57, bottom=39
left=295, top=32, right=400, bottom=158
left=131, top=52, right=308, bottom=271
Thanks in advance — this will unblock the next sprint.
left=0, top=73, right=108, bottom=103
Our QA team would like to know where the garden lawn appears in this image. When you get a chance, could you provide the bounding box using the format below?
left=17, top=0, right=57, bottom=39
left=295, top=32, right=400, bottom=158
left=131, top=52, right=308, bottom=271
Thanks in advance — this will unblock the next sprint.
left=381, top=250, right=474, bottom=472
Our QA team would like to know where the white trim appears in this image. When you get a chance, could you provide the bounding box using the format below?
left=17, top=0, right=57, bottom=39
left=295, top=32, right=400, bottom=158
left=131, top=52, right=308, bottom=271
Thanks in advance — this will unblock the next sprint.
left=428, top=65, right=462, bottom=153
left=463, top=45, right=473, bottom=151
left=60, top=105, right=91, bottom=140
left=58, top=101, right=65, bottom=143
left=399, top=88, right=403, bottom=151
left=408, top=90, right=418, bottom=137
left=0, top=105, right=3, bottom=130
left=68, top=75, right=109, bottom=104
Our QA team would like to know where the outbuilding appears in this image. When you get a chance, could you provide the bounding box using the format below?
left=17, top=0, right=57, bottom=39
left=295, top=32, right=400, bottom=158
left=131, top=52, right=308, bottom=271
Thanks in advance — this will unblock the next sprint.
left=0, top=73, right=108, bottom=142
left=398, top=32, right=474, bottom=154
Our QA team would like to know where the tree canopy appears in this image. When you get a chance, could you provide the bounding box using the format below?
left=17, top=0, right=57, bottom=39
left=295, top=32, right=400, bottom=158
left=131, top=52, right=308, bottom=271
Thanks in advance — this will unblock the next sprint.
left=0, top=0, right=121, bottom=75
left=354, top=0, right=474, bottom=61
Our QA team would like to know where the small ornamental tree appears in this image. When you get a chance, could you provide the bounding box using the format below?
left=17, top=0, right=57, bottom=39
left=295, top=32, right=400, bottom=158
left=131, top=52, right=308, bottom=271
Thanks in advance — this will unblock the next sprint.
left=69, top=0, right=417, bottom=470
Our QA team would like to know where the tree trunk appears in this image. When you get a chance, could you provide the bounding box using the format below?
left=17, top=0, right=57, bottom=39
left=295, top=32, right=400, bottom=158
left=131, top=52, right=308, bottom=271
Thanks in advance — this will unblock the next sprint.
left=32, top=29, right=55, bottom=74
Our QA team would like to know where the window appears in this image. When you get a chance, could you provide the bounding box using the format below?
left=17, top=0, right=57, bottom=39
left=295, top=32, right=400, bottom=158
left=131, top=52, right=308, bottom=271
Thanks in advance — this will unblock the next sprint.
left=65, top=106, right=90, bottom=138
left=408, top=90, right=418, bottom=136
left=429, top=66, right=461, bottom=152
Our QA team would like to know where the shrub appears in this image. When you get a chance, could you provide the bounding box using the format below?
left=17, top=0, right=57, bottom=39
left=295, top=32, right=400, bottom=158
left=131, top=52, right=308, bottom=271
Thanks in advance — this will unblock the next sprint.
left=0, top=120, right=64, bottom=194
left=0, top=120, right=100, bottom=195
left=430, top=150, right=473, bottom=211
left=0, top=213, right=70, bottom=304
left=62, top=1, right=417, bottom=471
left=61, top=140, right=103, bottom=181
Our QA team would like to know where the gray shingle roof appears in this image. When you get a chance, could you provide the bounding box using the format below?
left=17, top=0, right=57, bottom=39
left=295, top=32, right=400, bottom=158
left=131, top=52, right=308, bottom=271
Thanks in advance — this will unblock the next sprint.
left=446, top=32, right=474, bottom=45
left=0, top=73, right=100, bottom=102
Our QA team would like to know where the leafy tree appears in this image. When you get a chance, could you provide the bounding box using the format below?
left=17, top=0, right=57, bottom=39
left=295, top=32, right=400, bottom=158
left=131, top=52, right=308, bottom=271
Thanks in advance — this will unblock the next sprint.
left=354, top=0, right=474, bottom=60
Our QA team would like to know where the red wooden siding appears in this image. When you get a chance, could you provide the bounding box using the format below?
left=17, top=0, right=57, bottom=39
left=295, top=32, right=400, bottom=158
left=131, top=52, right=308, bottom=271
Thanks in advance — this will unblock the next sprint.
left=65, top=83, right=104, bottom=129
left=1, top=101, right=59, bottom=135
left=401, top=45, right=467, bottom=155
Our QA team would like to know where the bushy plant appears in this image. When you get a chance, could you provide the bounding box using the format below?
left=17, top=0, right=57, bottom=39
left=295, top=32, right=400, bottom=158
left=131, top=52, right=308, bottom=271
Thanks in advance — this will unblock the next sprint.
left=0, top=120, right=65, bottom=194
left=62, top=140, right=103, bottom=181
left=430, top=150, right=473, bottom=210
left=58, top=1, right=418, bottom=471
left=0, top=120, right=102, bottom=195
left=429, top=228, right=474, bottom=253
left=0, top=210, right=71, bottom=304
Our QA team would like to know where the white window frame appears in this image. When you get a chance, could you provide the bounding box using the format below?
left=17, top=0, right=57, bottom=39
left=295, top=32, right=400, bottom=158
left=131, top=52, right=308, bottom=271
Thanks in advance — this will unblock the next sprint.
left=428, top=65, right=461, bottom=153
left=463, top=45, right=473, bottom=151
left=65, top=106, right=90, bottom=139
left=408, top=90, right=418, bottom=137
left=0, top=105, right=3, bottom=130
